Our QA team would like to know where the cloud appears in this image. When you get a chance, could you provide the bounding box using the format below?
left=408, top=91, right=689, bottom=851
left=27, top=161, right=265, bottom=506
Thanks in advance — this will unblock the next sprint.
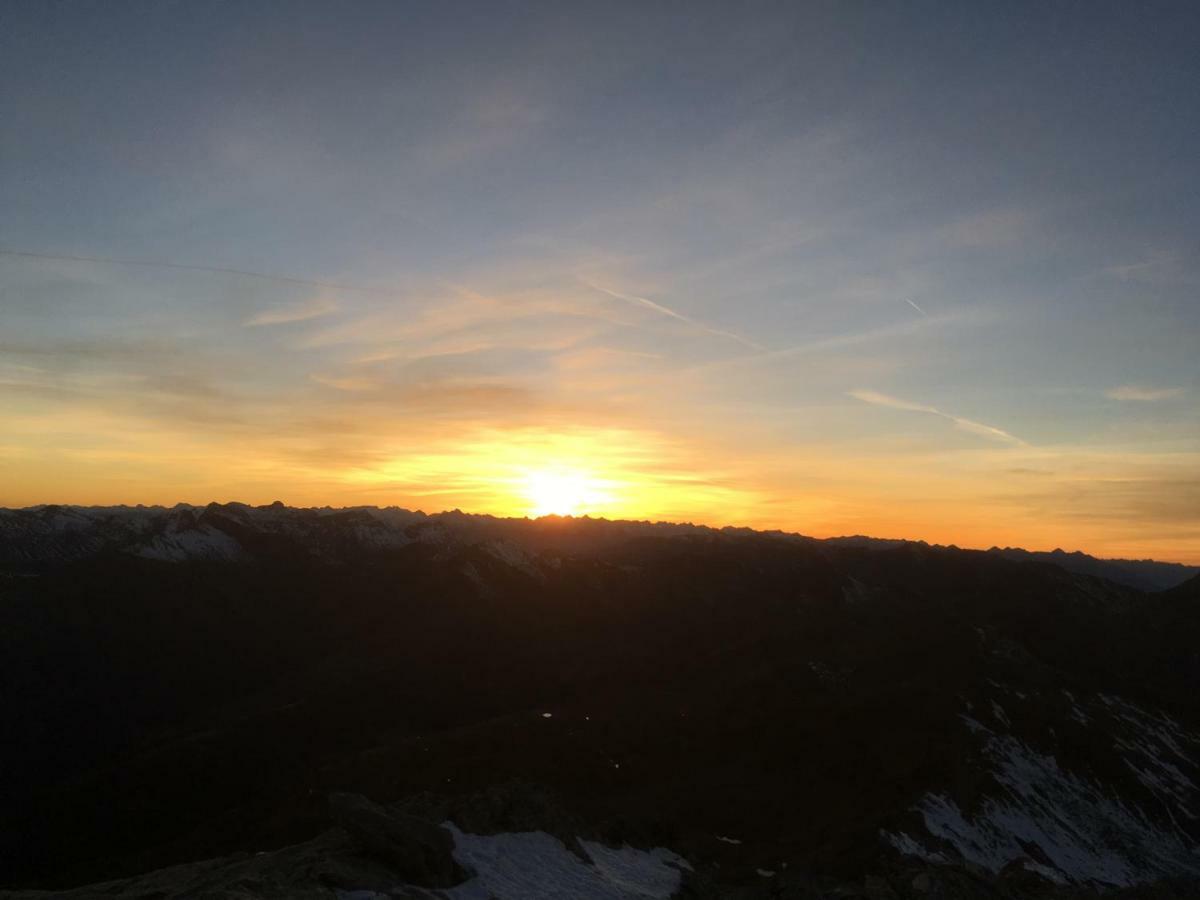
left=553, top=346, right=663, bottom=371
left=296, top=281, right=629, bottom=352
left=1096, top=253, right=1179, bottom=283
left=0, top=337, right=181, bottom=362
left=245, top=297, right=338, bottom=327
left=1102, top=260, right=1165, bottom=279
left=905, top=298, right=928, bottom=317
left=693, top=308, right=983, bottom=377
left=1105, top=385, right=1184, bottom=402
left=586, top=283, right=767, bottom=352
left=848, top=389, right=938, bottom=415
left=310, top=374, right=378, bottom=392
left=849, top=388, right=1026, bottom=446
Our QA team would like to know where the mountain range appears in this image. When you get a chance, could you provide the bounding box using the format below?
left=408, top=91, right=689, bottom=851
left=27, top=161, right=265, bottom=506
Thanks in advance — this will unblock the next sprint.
left=2, top=502, right=1198, bottom=897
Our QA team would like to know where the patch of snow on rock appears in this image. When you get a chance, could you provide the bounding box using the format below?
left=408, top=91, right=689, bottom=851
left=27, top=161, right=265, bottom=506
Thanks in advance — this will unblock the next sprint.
left=990, top=700, right=1010, bottom=728
left=136, top=523, right=244, bottom=561
left=885, top=729, right=1200, bottom=886
left=581, top=838, right=692, bottom=894
left=959, top=714, right=990, bottom=735
left=439, top=825, right=688, bottom=900
left=1105, top=696, right=1200, bottom=819
left=884, top=830, right=948, bottom=864
left=485, top=540, right=543, bottom=580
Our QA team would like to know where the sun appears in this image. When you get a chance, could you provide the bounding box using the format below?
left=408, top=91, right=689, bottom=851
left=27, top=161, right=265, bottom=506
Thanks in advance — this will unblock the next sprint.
left=523, top=469, right=606, bottom=518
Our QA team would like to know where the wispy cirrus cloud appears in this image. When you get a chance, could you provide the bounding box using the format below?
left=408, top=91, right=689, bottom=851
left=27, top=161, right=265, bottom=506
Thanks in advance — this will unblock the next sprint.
left=1096, top=252, right=1182, bottom=284
left=244, top=297, right=339, bottom=327
left=1105, top=385, right=1185, bottom=402
left=849, top=389, right=1026, bottom=446
left=586, top=283, right=767, bottom=352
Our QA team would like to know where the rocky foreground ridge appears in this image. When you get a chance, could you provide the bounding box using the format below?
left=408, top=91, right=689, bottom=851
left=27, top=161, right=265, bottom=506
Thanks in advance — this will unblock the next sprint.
left=5, top=785, right=1199, bottom=900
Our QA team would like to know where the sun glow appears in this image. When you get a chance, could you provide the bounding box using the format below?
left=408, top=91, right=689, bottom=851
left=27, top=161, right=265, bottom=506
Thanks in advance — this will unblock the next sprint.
left=327, top=425, right=763, bottom=528
left=523, top=468, right=609, bottom=517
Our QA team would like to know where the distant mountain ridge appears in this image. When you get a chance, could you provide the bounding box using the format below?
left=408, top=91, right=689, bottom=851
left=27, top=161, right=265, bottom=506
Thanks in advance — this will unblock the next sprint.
left=825, top=534, right=1198, bottom=592
left=2, top=502, right=1195, bottom=591
left=989, top=546, right=1198, bottom=593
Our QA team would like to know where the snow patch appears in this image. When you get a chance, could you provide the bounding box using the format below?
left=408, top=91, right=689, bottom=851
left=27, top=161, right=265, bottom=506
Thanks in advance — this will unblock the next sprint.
left=884, top=830, right=948, bottom=864
left=885, top=731, right=1200, bottom=886
left=135, top=524, right=244, bottom=561
left=960, top=714, right=990, bottom=735
left=990, top=701, right=1010, bottom=728
left=485, top=540, right=543, bottom=580
left=438, top=825, right=688, bottom=900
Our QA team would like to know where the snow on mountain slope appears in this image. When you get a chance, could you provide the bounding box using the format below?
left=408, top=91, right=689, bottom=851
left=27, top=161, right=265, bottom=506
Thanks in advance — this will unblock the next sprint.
left=335, top=826, right=688, bottom=900
left=409, top=825, right=688, bottom=900
left=135, top=522, right=245, bottom=562
left=483, top=540, right=544, bottom=581
left=886, top=690, right=1200, bottom=886
left=0, top=503, right=422, bottom=564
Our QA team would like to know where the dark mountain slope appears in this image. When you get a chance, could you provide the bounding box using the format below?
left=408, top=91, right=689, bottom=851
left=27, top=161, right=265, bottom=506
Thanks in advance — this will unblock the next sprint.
left=1, top=504, right=1198, bottom=892
left=1161, top=572, right=1200, bottom=601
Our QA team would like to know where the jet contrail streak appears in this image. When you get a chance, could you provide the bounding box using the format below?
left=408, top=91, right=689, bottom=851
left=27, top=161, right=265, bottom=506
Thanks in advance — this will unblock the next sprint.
left=849, top=388, right=1026, bottom=446
left=589, top=283, right=767, bottom=352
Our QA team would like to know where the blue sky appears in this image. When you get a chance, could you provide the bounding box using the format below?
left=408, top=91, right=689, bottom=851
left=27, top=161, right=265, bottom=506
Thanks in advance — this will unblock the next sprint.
left=2, top=1, right=1198, bottom=560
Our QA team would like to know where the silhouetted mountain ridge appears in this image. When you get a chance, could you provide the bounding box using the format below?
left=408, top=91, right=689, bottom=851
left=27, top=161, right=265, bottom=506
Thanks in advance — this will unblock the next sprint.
left=3, top=502, right=1194, bottom=591
left=826, top=534, right=1197, bottom=591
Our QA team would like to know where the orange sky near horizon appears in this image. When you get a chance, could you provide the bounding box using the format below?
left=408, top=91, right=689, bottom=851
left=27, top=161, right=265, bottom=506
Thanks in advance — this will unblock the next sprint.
left=3, top=415, right=1197, bottom=565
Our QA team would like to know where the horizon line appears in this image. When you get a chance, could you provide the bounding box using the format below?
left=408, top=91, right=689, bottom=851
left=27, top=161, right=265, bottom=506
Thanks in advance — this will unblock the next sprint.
left=4, top=499, right=1197, bottom=569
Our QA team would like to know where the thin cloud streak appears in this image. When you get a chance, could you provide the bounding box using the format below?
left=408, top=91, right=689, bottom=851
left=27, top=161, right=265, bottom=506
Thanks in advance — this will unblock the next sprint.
left=849, top=388, right=1026, bottom=446
left=905, top=298, right=928, bottom=317
left=245, top=297, right=339, bottom=327
left=1105, top=385, right=1185, bottom=402
left=690, top=311, right=968, bottom=377
left=587, top=283, right=767, bottom=352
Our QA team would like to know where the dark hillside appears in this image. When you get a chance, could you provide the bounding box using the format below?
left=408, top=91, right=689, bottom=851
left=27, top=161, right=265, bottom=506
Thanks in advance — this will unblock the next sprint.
left=1, top=505, right=1198, bottom=891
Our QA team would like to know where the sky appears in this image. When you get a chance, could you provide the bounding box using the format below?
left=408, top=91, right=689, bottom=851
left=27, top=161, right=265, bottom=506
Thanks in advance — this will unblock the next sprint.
left=2, top=1, right=1198, bottom=562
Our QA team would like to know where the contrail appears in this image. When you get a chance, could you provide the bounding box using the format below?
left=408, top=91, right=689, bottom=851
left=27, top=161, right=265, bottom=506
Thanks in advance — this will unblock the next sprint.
left=588, top=283, right=767, bottom=352
left=849, top=388, right=1026, bottom=446
left=905, top=298, right=928, bottom=317
left=0, top=248, right=404, bottom=297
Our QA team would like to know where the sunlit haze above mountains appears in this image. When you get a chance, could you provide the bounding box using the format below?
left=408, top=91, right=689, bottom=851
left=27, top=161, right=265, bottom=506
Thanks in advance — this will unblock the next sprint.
left=2, top=3, right=1197, bottom=562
